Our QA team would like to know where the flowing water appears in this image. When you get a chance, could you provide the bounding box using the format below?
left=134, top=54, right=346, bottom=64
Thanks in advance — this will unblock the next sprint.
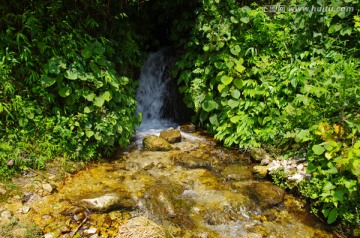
left=0, top=50, right=336, bottom=238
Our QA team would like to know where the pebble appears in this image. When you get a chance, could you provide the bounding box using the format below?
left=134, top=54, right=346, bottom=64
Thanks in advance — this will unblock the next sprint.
left=21, top=206, right=31, bottom=214
left=1, top=210, right=12, bottom=219
left=84, top=227, right=97, bottom=236
left=11, top=228, right=27, bottom=237
left=42, top=183, right=53, bottom=193
left=44, top=233, right=55, bottom=238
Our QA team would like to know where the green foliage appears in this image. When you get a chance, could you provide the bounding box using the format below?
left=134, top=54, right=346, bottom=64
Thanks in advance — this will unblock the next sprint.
left=174, top=0, right=360, bottom=230
left=0, top=0, right=144, bottom=178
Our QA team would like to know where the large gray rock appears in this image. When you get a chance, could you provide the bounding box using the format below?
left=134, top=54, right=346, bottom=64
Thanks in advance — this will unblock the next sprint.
left=159, top=128, right=182, bottom=143
left=80, top=192, right=135, bottom=212
left=143, top=135, right=172, bottom=151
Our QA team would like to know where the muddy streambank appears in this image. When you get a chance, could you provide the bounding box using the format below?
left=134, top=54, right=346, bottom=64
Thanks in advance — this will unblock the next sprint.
left=0, top=129, right=335, bottom=237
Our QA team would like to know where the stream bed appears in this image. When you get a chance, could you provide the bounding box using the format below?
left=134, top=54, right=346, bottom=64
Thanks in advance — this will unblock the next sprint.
left=0, top=129, right=335, bottom=238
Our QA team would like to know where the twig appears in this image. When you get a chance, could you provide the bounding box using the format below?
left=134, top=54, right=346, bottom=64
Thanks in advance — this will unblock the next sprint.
left=71, top=212, right=88, bottom=238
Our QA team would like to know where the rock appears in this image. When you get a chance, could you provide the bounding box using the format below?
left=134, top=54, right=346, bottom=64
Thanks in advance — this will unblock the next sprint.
left=21, top=206, right=31, bottom=214
left=159, top=128, right=182, bottom=143
left=251, top=182, right=285, bottom=208
left=44, top=233, right=55, bottom=238
left=84, top=228, right=97, bottom=236
left=80, top=192, right=135, bottom=212
left=249, top=148, right=271, bottom=163
left=11, top=228, right=27, bottom=238
left=6, top=159, right=14, bottom=166
left=60, top=225, right=71, bottom=233
left=143, top=135, right=172, bottom=151
left=221, top=165, right=253, bottom=181
left=1, top=210, right=12, bottom=219
left=175, top=153, right=212, bottom=169
left=180, top=124, right=196, bottom=133
left=116, top=216, right=166, bottom=238
left=42, top=183, right=53, bottom=193
left=252, top=165, right=269, bottom=178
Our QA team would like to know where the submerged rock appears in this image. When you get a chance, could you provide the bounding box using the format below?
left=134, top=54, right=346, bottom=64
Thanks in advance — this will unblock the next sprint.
left=80, top=192, right=135, bottom=212
left=251, top=182, right=285, bottom=208
left=252, top=165, right=270, bottom=178
left=159, top=128, right=182, bottom=143
left=221, top=164, right=253, bottom=181
left=143, top=135, right=172, bottom=151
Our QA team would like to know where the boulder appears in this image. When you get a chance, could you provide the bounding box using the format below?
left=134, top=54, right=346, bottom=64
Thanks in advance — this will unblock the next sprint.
left=159, top=128, right=182, bottom=143
left=249, top=148, right=271, bottom=163
left=179, top=124, right=196, bottom=133
left=80, top=192, right=135, bottom=212
left=143, top=135, right=172, bottom=151
left=252, top=165, right=270, bottom=178
left=251, top=182, right=285, bottom=208
left=116, top=216, right=166, bottom=238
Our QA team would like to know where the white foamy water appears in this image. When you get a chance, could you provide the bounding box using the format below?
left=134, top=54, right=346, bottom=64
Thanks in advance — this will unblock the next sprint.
left=134, top=50, right=178, bottom=144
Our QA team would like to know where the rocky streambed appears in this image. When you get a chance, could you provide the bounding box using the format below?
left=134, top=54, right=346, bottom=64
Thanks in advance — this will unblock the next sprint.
left=0, top=128, right=335, bottom=237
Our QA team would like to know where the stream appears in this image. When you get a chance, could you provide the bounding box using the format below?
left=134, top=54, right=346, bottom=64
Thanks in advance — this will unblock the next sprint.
left=0, top=50, right=336, bottom=238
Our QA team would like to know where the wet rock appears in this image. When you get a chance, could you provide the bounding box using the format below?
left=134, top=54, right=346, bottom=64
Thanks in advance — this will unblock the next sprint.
left=180, top=124, right=196, bottom=133
left=1, top=210, right=12, bottom=219
left=221, top=165, right=253, bottom=181
left=159, top=128, right=182, bottom=143
left=84, top=227, right=97, bottom=236
left=44, top=233, right=55, bottom=238
left=80, top=192, right=135, bottom=212
left=60, top=225, right=71, bottom=233
left=252, top=182, right=285, bottom=208
left=174, top=152, right=212, bottom=169
left=249, top=148, right=271, bottom=163
left=42, top=183, right=53, bottom=194
left=21, top=206, right=31, bottom=214
left=252, top=165, right=270, bottom=178
left=0, top=210, right=12, bottom=226
left=116, top=216, right=166, bottom=238
left=143, top=135, right=172, bottom=151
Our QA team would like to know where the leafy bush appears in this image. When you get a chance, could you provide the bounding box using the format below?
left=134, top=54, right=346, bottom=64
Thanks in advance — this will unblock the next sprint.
left=0, top=1, right=143, bottom=178
left=174, top=0, right=360, bottom=230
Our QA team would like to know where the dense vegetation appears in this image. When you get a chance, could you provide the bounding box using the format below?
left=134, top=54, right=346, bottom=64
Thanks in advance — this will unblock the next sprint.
left=174, top=0, right=360, bottom=234
left=1, top=0, right=359, bottom=234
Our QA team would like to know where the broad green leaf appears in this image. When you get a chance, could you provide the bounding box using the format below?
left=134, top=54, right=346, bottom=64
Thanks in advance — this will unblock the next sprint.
left=228, top=99, right=239, bottom=108
left=93, top=45, right=105, bottom=55
left=102, top=91, right=112, bottom=101
left=84, top=107, right=91, bottom=113
left=230, top=115, right=241, bottom=123
left=240, top=17, right=250, bottom=23
left=203, top=45, right=209, bottom=52
left=85, top=130, right=94, bottom=138
left=41, top=75, right=56, bottom=87
left=221, top=75, right=233, bottom=85
left=312, top=144, right=325, bottom=155
left=85, top=93, right=96, bottom=101
left=323, top=181, right=336, bottom=191
left=234, top=79, right=244, bottom=89
left=209, top=114, right=219, bottom=125
left=327, top=208, right=338, bottom=224
left=94, top=96, right=105, bottom=107
left=231, top=89, right=241, bottom=99
left=81, top=47, right=93, bottom=58
left=94, top=132, right=102, bottom=141
left=58, top=87, right=72, bottom=97
left=64, top=68, right=78, bottom=80
left=230, top=45, right=241, bottom=56
left=218, top=84, right=228, bottom=93
left=235, top=64, right=246, bottom=73
left=202, top=100, right=218, bottom=112
left=328, top=24, right=342, bottom=34
left=19, top=118, right=28, bottom=127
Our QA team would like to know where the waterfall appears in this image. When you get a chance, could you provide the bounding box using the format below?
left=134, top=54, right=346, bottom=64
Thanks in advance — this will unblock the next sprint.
left=136, top=49, right=178, bottom=135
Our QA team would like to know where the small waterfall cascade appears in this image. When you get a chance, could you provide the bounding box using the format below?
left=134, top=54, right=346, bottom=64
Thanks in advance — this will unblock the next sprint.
left=135, top=49, right=178, bottom=137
